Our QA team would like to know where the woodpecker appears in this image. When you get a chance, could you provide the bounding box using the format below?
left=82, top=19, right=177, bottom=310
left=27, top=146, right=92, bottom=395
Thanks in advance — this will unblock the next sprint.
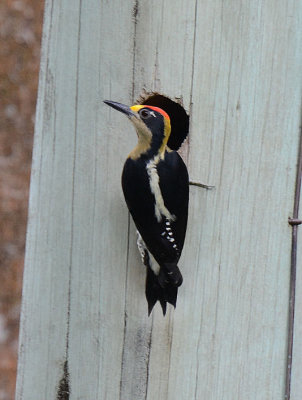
left=104, top=100, right=189, bottom=315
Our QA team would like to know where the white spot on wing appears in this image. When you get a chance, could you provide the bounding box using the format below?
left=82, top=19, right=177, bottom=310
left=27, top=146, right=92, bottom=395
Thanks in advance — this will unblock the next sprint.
left=136, top=231, right=160, bottom=275
left=137, top=231, right=146, bottom=262
left=163, top=218, right=179, bottom=252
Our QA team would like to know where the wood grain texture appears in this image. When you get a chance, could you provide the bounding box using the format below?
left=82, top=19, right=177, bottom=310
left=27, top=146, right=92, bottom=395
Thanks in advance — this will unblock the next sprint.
left=185, top=2, right=302, bottom=399
left=16, top=1, right=302, bottom=399
left=291, top=229, right=302, bottom=400
left=289, top=131, right=302, bottom=400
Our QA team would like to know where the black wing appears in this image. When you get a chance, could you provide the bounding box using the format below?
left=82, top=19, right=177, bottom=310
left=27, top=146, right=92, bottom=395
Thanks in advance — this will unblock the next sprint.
left=121, top=151, right=189, bottom=265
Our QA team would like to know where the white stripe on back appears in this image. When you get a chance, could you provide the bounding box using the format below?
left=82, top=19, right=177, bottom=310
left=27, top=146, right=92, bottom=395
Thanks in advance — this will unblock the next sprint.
left=146, top=155, right=175, bottom=223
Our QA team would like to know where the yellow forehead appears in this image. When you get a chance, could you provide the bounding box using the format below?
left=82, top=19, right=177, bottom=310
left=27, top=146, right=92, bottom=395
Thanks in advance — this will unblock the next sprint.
left=130, top=105, right=144, bottom=113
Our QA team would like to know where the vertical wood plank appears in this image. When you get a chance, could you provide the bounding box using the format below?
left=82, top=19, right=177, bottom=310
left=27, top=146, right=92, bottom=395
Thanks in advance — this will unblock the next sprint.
left=133, top=0, right=196, bottom=109
left=16, top=0, right=136, bottom=398
left=186, top=1, right=302, bottom=399
left=66, top=0, right=135, bottom=397
left=291, top=229, right=302, bottom=399
left=16, top=1, right=81, bottom=397
left=289, top=130, right=302, bottom=399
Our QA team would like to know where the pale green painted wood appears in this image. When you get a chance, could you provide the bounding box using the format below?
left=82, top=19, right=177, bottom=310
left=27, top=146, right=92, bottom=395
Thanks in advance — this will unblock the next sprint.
left=16, top=0, right=135, bottom=398
left=16, top=1, right=81, bottom=397
left=16, top=0, right=302, bottom=399
left=292, top=231, right=302, bottom=399
left=182, top=2, right=302, bottom=399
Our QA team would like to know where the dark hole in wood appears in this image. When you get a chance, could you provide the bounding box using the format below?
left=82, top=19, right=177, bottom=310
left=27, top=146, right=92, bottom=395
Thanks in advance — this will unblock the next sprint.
left=57, top=360, right=70, bottom=400
left=140, top=94, right=189, bottom=151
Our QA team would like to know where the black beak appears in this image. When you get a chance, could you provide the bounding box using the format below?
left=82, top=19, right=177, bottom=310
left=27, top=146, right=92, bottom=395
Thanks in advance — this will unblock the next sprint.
left=104, top=100, right=136, bottom=118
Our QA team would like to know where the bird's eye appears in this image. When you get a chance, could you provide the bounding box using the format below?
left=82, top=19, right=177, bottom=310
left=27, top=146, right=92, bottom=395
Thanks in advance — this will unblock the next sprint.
left=139, top=109, right=152, bottom=119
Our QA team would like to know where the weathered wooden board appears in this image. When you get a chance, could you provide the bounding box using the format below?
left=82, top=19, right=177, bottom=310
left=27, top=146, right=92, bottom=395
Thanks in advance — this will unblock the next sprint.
left=16, top=0, right=135, bottom=398
left=183, top=2, right=302, bottom=399
left=290, top=133, right=302, bottom=400
left=16, top=1, right=302, bottom=399
left=291, top=224, right=302, bottom=400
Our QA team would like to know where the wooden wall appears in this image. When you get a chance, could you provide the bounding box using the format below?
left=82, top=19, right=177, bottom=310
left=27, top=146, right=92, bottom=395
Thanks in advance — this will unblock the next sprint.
left=16, top=1, right=302, bottom=399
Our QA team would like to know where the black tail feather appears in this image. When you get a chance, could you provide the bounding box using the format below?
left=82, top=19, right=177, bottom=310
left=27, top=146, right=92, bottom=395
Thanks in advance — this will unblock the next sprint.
left=145, top=265, right=182, bottom=316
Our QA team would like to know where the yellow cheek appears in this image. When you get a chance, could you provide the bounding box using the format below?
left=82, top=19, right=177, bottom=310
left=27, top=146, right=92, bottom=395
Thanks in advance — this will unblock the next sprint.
left=131, top=117, right=152, bottom=140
